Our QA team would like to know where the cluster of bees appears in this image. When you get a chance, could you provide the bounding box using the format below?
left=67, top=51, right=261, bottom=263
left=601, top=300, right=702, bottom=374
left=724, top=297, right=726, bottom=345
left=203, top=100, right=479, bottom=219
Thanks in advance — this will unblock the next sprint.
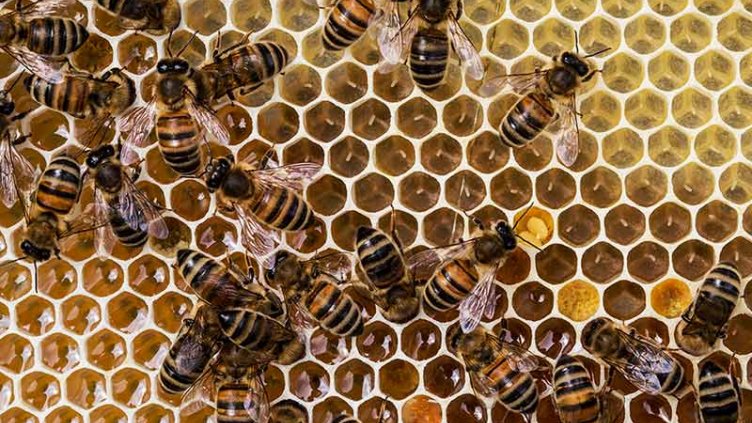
left=0, top=0, right=745, bottom=422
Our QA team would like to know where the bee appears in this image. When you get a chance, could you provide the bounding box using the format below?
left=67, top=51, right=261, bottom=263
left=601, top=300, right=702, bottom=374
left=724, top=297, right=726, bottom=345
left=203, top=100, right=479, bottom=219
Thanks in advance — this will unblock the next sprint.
left=203, top=152, right=319, bottom=258
left=380, top=0, right=484, bottom=90
left=0, top=80, right=35, bottom=211
left=697, top=360, right=741, bottom=423
left=118, top=33, right=230, bottom=176
left=479, top=42, right=609, bottom=166
left=201, top=32, right=290, bottom=101
left=552, top=354, right=623, bottom=423
left=158, top=304, right=222, bottom=396
left=448, top=325, right=542, bottom=418
left=265, top=250, right=364, bottom=337
left=0, top=0, right=89, bottom=83
left=270, top=400, right=307, bottom=423
left=321, top=0, right=402, bottom=57
left=215, top=308, right=305, bottom=366
left=407, top=207, right=538, bottom=333
left=353, top=211, right=419, bottom=323
left=675, top=263, right=742, bottom=356
left=175, top=248, right=283, bottom=317
left=82, top=143, right=168, bottom=253
left=582, top=317, right=688, bottom=397
left=94, top=0, right=181, bottom=35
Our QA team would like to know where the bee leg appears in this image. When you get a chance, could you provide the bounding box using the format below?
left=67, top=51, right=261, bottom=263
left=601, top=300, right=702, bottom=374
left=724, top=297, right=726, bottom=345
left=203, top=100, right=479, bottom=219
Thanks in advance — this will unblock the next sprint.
left=11, top=110, right=30, bottom=122
left=215, top=32, right=254, bottom=59
left=351, top=280, right=375, bottom=302
left=12, top=133, right=29, bottom=146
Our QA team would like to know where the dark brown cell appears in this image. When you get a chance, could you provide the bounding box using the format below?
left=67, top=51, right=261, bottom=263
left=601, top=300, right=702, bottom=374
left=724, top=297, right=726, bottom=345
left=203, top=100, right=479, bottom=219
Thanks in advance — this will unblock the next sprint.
left=352, top=99, right=391, bottom=140
left=514, top=136, right=553, bottom=171
left=421, top=134, right=462, bottom=175
left=536, top=168, right=576, bottom=208
left=170, top=180, right=210, bottom=221
left=258, top=103, right=299, bottom=144
left=357, top=321, right=397, bottom=363
left=581, top=166, right=622, bottom=207
left=359, top=397, right=399, bottom=423
left=446, top=171, right=486, bottom=210
left=627, top=241, right=669, bottom=282
left=377, top=209, right=419, bottom=247
left=447, top=394, right=487, bottom=423
left=604, top=280, right=646, bottom=320
left=696, top=200, right=738, bottom=242
left=629, top=394, right=672, bottom=423
left=536, top=244, right=578, bottom=284
left=630, top=317, right=670, bottom=347
left=326, top=62, right=368, bottom=103
left=443, top=96, right=483, bottom=136
left=720, top=237, right=752, bottom=277
left=312, top=397, right=351, bottom=423
left=353, top=173, right=394, bottom=212
left=379, top=360, right=419, bottom=400
left=512, top=281, right=554, bottom=321
left=535, top=318, right=576, bottom=358
left=330, top=136, right=369, bottom=177
left=490, top=168, right=533, bottom=210
left=400, top=172, right=441, bottom=212
left=649, top=202, right=692, bottom=242
left=401, top=320, right=442, bottom=361
left=581, top=242, right=624, bottom=283
left=558, top=205, right=600, bottom=246
left=424, top=208, right=464, bottom=247
left=375, top=136, right=415, bottom=176
left=424, top=355, right=465, bottom=398
left=310, top=328, right=350, bottom=365
left=195, top=216, right=237, bottom=257
left=672, top=240, right=714, bottom=280
left=335, top=359, right=374, bottom=400
left=625, top=165, right=668, bottom=206
left=467, top=131, right=509, bottom=173
left=331, top=211, right=370, bottom=251
left=496, top=318, right=534, bottom=350
left=373, top=67, right=414, bottom=102
left=305, top=101, right=345, bottom=142
left=605, top=204, right=645, bottom=245
left=289, top=362, right=329, bottom=402
left=724, top=314, right=752, bottom=354
left=307, top=175, right=347, bottom=216
left=280, top=65, right=322, bottom=106
left=284, top=138, right=325, bottom=165
left=398, top=98, right=438, bottom=139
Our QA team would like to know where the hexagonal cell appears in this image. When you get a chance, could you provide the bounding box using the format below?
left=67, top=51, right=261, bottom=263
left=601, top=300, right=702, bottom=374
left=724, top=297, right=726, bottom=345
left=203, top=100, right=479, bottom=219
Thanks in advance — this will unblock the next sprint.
left=230, top=0, right=271, bottom=31
left=16, top=295, right=55, bottom=336
left=531, top=18, right=573, bottom=57
left=510, top=0, right=551, bottom=21
left=695, top=125, right=736, bottom=167
left=399, top=172, right=441, bottom=213
left=513, top=281, right=554, bottom=321
left=311, top=396, right=351, bottom=423
left=329, top=136, right=369, bottom=177
left=352, top=99, right=391, bottom=140
left=107, top=292, right=148, bottom=334
left=648, top=126, right=690, bottom=167
left=153, top=292, right=193, bottom=333
left=353, top=173, right=394, bottom=212
left=490, top=168, right=533, bottom=210
left=421, top=355, right=464, bottom=399
left=721, top=237, right=752, bottom=277
left=0, top=333, right=34, bottom=374
left=602, top=128, right=643, bottom=168
left=649, top=202, right=692, bottom=243
left=71, top=34, right=113, bottom=73
left=423, top=208, right=465, bottom=247
left=258, top=103, right=299, bottom=144
left=194, top=216, right=237, bottom=257
left=604, top=280, right=646, bottom=320
left=356, top=321, right=397, bottom=363
left=445, top=170, right=486, bottom=211
left=630, top=394, right=672, bottom=422
left=673, top=240, right=715, bottom=281
left=0, top=262, right=31, bottom=301
left=720, top=87, right=752, bottom=129
left=397, top=98, right=438, bottom=139
left=41, top=333, right=79, bottom=373
left=581, top=242, right=623, bottom=283
left=21, top=371, right=60, bottom=411
left=307, top=175, right=347, bottom=217
left=672, top=163, right=715, bottom=205
left=276, top=0, right=317, bottom=30
left=624, top=15, right=666, bottom=54
left=89, top=404, right=128, bottom=423
left=170, top=180, right=210, bottom=222
left=373, top=66, right=414, bottom=102
left=118, top=34, right=157, bottom=75
left=696, top=200, right=737, bottom=243
left=128, top=255, right=169, bottom=297
left=133, top=404, right=173, bottom=423
left=184, top=0, right=226, bottom=34
left=718, top=12, right=752, bottom=51
left=380, top=359, right=419, bottom=400
left=558, top=280, right=600, bottom=322
left=86, top=329, right=127, bottom=370
left=557, top=205, right=598, bottom=247
left=29, top=110, right=68, bottom=151
left=536, top=318, right=576, bottom=358
left=289, top=361, right=329, bottom=402
left=625, top=165, right=667, bottom=206
left=305, top=101, right=345, bottom=143
left=334, top=359, right=374, bottom=401
left=131, top=329, right=170, bottom=372
left=602, top=53, right=643, bottom=93
left=648, top=51, right=689, bottom=91
left=536, top=244, right=577, bottom=284
left=580, top=16, right=620, bottom=54
left=66, top=368, right=106, bottom=409
left=725, top=314, right=752, bottom=355
left=651, top=278, right=692, bottom=318
left=279, top=65, right=322, bottom=107
left=580, top=91, right=621, bottom=132
left=0, top=408, right=38, bottom=423
left=443, top=95, right=483, bottom=137
left=488, top=19, right=530, bottom=59
left=326, top=63, right=368, bottom=104
left=46, top=406, right=83, bottom=423
left=310, top=327, right=350, bottom=365
left=630, top=317, right=670, bottom=347
left=111, top=368, right=150, bottom=408
left=670, top=13, right=712, bottom=52
left=514, top=136, right=554, bottom=171
left=694, top=51, right=735, bottom=91
left=331, top=211, right=370, bottom=251
left=580, top=166, right=621, bottom=208
left=627, top=241, right=669, bottom=283
left=624, top=89, right=668, bottom=129
left=672, top=88, right=712, bottom=128
left=61, top=295, right=101, bottom=335
left=372, top=135, right=414, bottom=177
left=82, top=258, right=124, bottom=297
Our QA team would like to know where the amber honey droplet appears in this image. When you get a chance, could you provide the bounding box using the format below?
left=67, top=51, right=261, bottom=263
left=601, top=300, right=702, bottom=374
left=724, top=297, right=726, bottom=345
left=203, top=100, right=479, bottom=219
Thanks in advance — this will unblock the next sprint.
left=630, top=394, right=672, bottom=423
left=41, top=333, right=80, bottom=373
left=310, top=328, right=350, bottom=365
left=134, top=404, right=173, bottom=423
left=83, top=259, right=124, bottom=297
left=289, top=361, right=330, bottom=402
left=153, top=293, right=193, bottom=333
left=357, top=321, right=397, bottom=362
left=62, top=296, right=101, bottom=335
left=334, top=359, right=374, bottom=400
left=16, top=296, right=55, bottom=336
left=424, top=355, right=465, bottom=398
left=90, top=404, right=128, bottom=423
left=86, top=329, right=127, bottom=370
left=403, top=395, right=442, bottom=423
left=380, top=359, right=419, bottom=400
left=359, top=397, right=398, bottom=423
left=112, top=368, right=150, bottom=408
left=513, top=281, right=553, bottom=321
left=66, top=369, right=107, bottom=409
left=0, top=334, right=34, bottom=373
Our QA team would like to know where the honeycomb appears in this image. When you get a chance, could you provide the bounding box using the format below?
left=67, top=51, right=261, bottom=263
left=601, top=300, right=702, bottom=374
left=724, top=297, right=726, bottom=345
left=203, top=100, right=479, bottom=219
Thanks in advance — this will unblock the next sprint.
left=1, top=0, right=752, bottom=422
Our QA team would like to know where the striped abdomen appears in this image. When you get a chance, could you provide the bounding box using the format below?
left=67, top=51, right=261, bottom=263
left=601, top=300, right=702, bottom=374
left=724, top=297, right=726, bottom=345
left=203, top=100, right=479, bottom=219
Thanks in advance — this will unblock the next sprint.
left=305, top=276, right=363, bottom=337
left=208, top=42, right=289, bottom=97
left=248, top=183, right=313, bottom=232
left=34, top=154, right=81, bottom=215
left=322, top=0, right=375, bottom=51
left=483, top=353, right=538, bottom=414
left=553, top=355, right=600, bottom=423
left=156, top=111, right=202, bottom=175
left=500, top=92, right=555, bottom=148
left=698, top=361, right=740, bottom=423
left=423, top=258, right=478, bottom=311
left=355, top=226, right=407, bottom=289
left=216, top=382, right=256, bottom=423
left=25, top=74, right=92, bottom=119
left=158, top=337, right=214, bottom=395
left=108, top=206, right=148, bottom=248
left=409, top=28, right=449, bottom=90
left=176, top=249, right=256, bottom=309
left=26, top=18, right=89, bottom=56
left=218, top=309, right=284, bottom=351
left=696, top=263, right=741, bottom=324
left=626, top=349, right=685, bottom=395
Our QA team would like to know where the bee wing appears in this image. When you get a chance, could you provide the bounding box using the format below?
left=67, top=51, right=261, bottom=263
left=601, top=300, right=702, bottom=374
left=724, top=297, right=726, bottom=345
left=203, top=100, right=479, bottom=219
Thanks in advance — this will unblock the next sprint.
left=605, top=330, right=668, bottom=394
left=18, top=0, right=77, bottom=16
left=90, top=189, right=117, bottom=255
left=181, top=367, right=217, bottom=410
left=0, top=136, right=36, bottom=209
left=484, top=333, right=541, bottom=373
left=377, top=14, right=417, bottom=72
left=372, top=0, right=402, bottom=64
left=478, top=70, right=546, bottom=97
left=250, top=162, right=322, bottom=193
left=185, top=96, right=230, bottom=146
left=117, top=101, right=158, bottom=162
left=447, top=17, right=483, bottom=80
left=245, top=374, right=271, bottom=423
left=554, top=96, right=580, bottom=167
left=118, top=176, right=168, bottom=239
left=406, top=239, right=477, bottom=282
left=3, top=46, right=65, bottom=83
left=235, top=204, right=280, bottom=259
left=309, top=252, right=352, bottom=280
left=458, top=267, right=498, bottom=333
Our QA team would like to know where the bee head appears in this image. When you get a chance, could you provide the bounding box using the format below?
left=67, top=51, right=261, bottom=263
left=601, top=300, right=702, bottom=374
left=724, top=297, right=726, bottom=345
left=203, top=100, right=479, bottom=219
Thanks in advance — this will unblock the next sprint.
left=20, top=240, right=51, bottom=262
left=94, top=162, right=123, bottom=193
left=157, top=58, right=190, bottom=75
left=222, top=168, right=252, bottom=199
left=495, top=221, right=517, bottom=251
left=582, top=317, right=621, bottom=356
left=204, top=156, right=233, bottom=192
left=560, top=52, right=590, bottom=77
left=265, top=250, right=300, bottom=287
left=86, top=144, right=116, bottom=169
left=0, top=91, right=14, bottom=116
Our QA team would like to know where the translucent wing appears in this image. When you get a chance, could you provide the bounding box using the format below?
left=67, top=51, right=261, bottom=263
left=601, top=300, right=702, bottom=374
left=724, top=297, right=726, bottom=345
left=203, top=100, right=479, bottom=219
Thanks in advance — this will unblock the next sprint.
left=487, top=333, right=540, bottom=373
left=406, top=239, right=477, bottom=282
left=117, top=176, right=168, bottom=239
left=243, top=375, right=271, bottom=423
left=185, top=95, right=230, bottom=146
left=373, top=0, right=402, bottom=64
left=181, top=366, right=217, bottom=411
left=468, top=370, right=499, bottom=398
left=3, top=46, right=64, bottom=83
left=554, top=97, right=580, bottom=167
left=607, top=330, right=672, bottom=394
left=19, top=0, right=77, bottom=16
left=250, top=162, right=321, bottom=193
left=478, top=70, right=546, bottom=97
left=459, top=266, right=498, bottom=333
left=91, top=189, right=117, bottom=255
left=377, top=12, right=417, bottom=71
left=0, top=136, right=36, bottom=208
left=285, top=294, right=317, bottom=332
left=235, top=204, right=280, bottom=259
left=117, top=101, right=157, bottom=164
left=447, top=17, right=483, bottom=80
left=310, top=252, right=352, bottom=280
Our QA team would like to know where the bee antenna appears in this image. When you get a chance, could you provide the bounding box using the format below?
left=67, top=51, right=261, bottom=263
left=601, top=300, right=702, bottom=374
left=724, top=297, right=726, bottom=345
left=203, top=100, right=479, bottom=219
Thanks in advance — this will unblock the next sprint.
left=573, top=30, right=579, bottom=55
left=0, top=255, right=29, bottom=267
left=166, top=29, right=175, bottom=57
left=33, top=260, right=38, bottom=293
left=515, top=234, right=542, bottom=252
left=5, top=71, right=23, bottom=93
left=176, top=30, right=200, bottom=58
left=512, top=202, right=535, bottom=231
left=584, top=47, right=611, bottom=58
left=377, top=395, right=390, bottom=423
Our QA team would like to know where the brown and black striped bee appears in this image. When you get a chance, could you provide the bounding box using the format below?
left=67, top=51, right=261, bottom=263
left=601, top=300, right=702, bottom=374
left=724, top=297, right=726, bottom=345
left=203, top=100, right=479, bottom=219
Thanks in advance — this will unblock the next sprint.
left=582, top=317, right=689, bottom=397
left=353, top=214, right=419, bottom=323
left=175, top=248, right=282, bottom=317
left=203, top=153, right=319, bottom=258
left=321, top=0, right=402, bottom=58
left=552, top=355, right=623, bottom=423
left=675, top=263, right=742, bottom=356
left=448, top=325, right=543, bottom=419
left=216, top=308, right=305, bottom=365
left=480, top=43, right=609, bottom=166
left=380, top=0, right=483, bottom=90
left=265, top=250, right=364, bottom=337
left=118, top=34, right=229, bottom=176
left=0, top=0, right=88, bottom=83
left=94, top=0, right=180, bottom=35
left=697, top=360, right=742, bottom=423
left=158, top=304, right=222, bottom=396
left=0, top=80, right=35, bottom=211
left=201, top=32, right=290, bottom=101
left=82, top=143, right=167, bottom=253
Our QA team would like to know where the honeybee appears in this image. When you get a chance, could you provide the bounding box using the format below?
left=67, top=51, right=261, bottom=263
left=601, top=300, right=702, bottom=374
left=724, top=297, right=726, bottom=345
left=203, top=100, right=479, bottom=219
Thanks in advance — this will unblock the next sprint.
left=379, top=0, right=483, bottom=90
left=407, top=207, right=537, bottom=333
left=353, top=211, right=419, bottom=323
left=552, top=355, right=623, bottom=423
left=321, top=0, right=402, bottom=57
left=0, top=81, right=35, bottom=211
left=203, top=153, right=319, bottom=258
left=582, top=317, right=688, bottom=397
left=158, top=304, right=222, bottom=396
left=265, top=250, right=364, bottom=337
left=94, top=0, right=180, bottom=35
left=448, top=325, right=542, bottom=418
left=82, top=143, right=167, bottom=253
left=270, top=400, right=307, bottom=423
left=183, top=343, right=271, bottom=423
left=202, top=32, right=290, bottom=101
left=118, top=34, right=229, bottom=176
left=479, top=44, right=609, bottom=166
left=176, top=248, right=283, bottom=317
left=0, top=0, right=89, bottom=83
left=675, top=263, right=742, bottom=356
left=697, top=360, right=741, bottom=423
left=216, top=308, right=305, bottom=365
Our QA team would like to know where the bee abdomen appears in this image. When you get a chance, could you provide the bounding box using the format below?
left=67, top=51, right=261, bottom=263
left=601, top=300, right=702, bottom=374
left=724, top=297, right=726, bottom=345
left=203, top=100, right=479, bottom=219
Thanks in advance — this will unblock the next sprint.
left=703, top=263, right=742, bottom=303
left=218, top=309, right=274, bottom=350
left=322, top=0, right=375, bottom=51
left=27, top=18, right=89, bottom=56
left=658, top=359, right=685, bottom=394
left=25, top=74, right=91, bottom=119
left=306, top=279, right=363, bottom=337
left=156, top=113, right=202, bottom=175
left=251, top=185, right=313, bottom=232
left=497, top=372, right=539, bottom=414
left=158, top=357, right=200, bottom=394
left=356, top=229, right=406, bottom=288
left=423, top=259, right=477, bottom=311
left=36, top=155, right=81, bottom=215
left=216, top=383, right=254, bottom=423
left=500, top=93, right=555, bottom=148
left=108, top=209, right=148, bottom=247
left=409, top=30, right=449, bottom=90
